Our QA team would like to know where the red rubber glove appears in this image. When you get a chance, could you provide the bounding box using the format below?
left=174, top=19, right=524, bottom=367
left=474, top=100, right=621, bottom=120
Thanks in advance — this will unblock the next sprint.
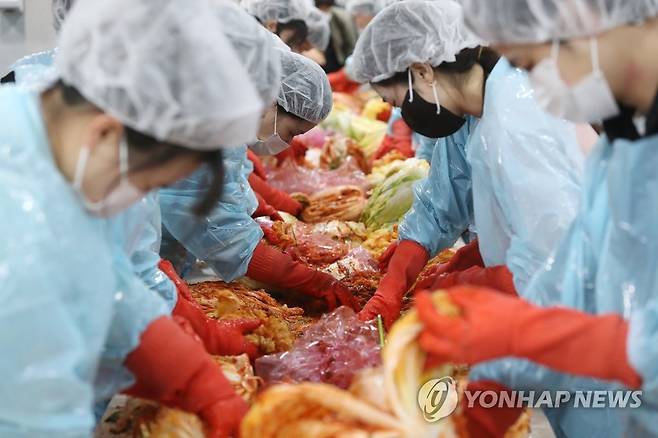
left=159, top=259, right=261, bottom=358
left=358, top=240, right=429, bottom=328
left=416, top=287, right=642, bottom=388
left=247, top=242, right=360, bottom=312
left=374, top=118, right=414, bottom=160
left=328, top=68, right=360, bottom=94
left=462, top=381, right=524, bottom=438
left=275, top=136, right=307, bottom=166
left=248, top=173, right=302, bottom=216
left=125, top=317, right=248, bottom=438
left=426, top=265, right=517, bottom=297
left=173, top=297, right=261, bottom=359
left=377, top=241, right=399, bottom=273
left=252, top=192, right=283, bottom=221
left=246, top=149, right=268, bottom=180
left=159, top=259, right=194, bottom=302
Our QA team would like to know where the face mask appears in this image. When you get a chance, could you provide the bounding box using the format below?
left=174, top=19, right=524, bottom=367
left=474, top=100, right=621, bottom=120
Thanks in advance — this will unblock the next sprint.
left=249, top=108, right=291, bottom=156
left=400, top=69, right=466, bottom=138
left=73, top=137, right=145, bottom=217
left=529, top=38, right=619, bottom=123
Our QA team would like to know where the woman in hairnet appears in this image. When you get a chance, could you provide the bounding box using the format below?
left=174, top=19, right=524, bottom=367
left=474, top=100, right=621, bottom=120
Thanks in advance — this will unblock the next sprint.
left=414, top=1, right=658, bottom=436
left=159, top=48, right=360, bottom=318
left=242, top=0, right=330, bottom=54
left=0, top=0, right=266, bottom=435
left=0, top=0, right=73, bottom=86
left=349, top=0, right=587, bottom=328
left=108, top=0, right=285, bottom=363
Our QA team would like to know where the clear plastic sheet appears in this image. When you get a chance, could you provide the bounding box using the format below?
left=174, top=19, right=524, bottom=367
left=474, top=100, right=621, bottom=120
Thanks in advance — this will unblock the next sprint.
left=255, top=307, right=382, bottom=389
left=258, top=218, right=349, bottom=265
left=267, top=157, right=370, bottom=195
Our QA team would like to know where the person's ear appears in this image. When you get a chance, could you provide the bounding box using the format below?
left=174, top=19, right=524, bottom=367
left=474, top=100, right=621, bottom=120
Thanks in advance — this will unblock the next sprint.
left=264, top=20, right=278, bottom=33
left=410, top=62, right=435, bottom=84
left=83, top=114, right=124, bottom=151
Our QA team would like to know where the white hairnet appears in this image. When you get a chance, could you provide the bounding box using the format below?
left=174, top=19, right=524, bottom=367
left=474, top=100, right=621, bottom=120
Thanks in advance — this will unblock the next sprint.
left=346, top=0, right=386, bottom=17
left=277, top=50, right=332, bottom=123
left=462, top=0, right=658, bottom=44
left=57, top=0, right=263, bottom=150
left=350, top=0, right=481, bottom=83
left=242, top=0, right=309, bottom=23
left=306, top=5, right=331, bottom=50
left=213, top=0, right=282, bottom=105
left=52, top=0, right=75, bottom=32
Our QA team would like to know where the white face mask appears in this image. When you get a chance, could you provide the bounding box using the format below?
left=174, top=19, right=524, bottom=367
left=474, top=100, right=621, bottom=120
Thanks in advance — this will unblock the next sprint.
left=529, top=38, right=619, bottom=123
left=249, top=108, right=291, bottom=156
left=73, top=137, right=145, bottom=217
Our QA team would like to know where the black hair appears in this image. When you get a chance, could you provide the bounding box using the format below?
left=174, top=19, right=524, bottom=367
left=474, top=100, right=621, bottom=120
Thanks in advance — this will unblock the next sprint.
left=374, top=46, right=500, bottom=87
left=276, top=19, right=309, bottom=51
left=315, top=0, right=335, bottom=7
left=56, top=80, right=223, bottom=217
left=277, top=103, right=306, bottom=123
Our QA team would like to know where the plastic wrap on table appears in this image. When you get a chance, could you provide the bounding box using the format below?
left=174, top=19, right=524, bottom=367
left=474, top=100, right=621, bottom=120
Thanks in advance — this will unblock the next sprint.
left=323, top=247, right=378, bottom=280
left=255, top=307, right=382, bottom=389
left=267, top=157, right=370, bottom=195
left=257, top=218, right=350, bottom=266
left=320, top=135, right=370, bottom=174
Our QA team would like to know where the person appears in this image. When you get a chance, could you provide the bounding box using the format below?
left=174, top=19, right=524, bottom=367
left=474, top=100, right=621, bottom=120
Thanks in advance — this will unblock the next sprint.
left=0, top=0, right=265, bottom=435
left=326, top=0, right=384, bottom=93
left=107, top=0, right=283, bottom=362
left=242, top=0, right=330, bottom=55
left=1, top=0, right=73, bottom=86
left=159, top=49, right=360, bottom=314
left=315, top=0, right=358, bottom=73
left=349, top=0, right=587, bottom=328
left=415, top=0, right=658, bottom=436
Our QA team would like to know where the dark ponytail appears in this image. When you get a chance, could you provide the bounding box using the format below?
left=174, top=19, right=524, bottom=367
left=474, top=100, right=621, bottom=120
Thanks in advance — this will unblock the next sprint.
left=437, top=46, right=499, bottom=76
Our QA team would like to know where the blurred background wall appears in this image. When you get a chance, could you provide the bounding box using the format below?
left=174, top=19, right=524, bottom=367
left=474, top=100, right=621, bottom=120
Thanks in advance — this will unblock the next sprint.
left=1, top=0, right=56, bottom=74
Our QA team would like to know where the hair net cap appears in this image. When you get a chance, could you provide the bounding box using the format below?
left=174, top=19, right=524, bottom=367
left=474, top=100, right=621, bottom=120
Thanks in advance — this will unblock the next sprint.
left=306, top=5, right=331, bottom=50
left=213, top=0, right=282, bottom=105
left=52, top=0, right=75, bottom=33
left=57, top=0, right=263, bottom=150
left=242, top=0, right=309, bottom=23
left=277, top=50, right=332, bottom=123
left=350, top=0, right=481, bottom=83
left=462, top=0, right=658, bottom=44
left=346, top=0, right=386, bottom=17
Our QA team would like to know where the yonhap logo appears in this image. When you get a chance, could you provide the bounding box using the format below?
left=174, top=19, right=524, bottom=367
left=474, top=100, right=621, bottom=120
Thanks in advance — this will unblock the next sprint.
left=418, top=377, right=459, bottom=422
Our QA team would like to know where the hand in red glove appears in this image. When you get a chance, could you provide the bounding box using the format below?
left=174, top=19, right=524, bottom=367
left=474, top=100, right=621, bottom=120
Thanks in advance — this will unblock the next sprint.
left=252, top=192, right=283, bottom=221
left=416, top=287, right=642, bottom=388
left=158, top=259, right=194, bottom=301
left=247, top=242, right=360, bottom=312
left=358, top=240, right=429, bottom=328
left=462, top=381, right=525, bottom=438
left=377, top=241, right=398, bottom=273
left=328, top=68, right=361, bottom=94
left=246, top=149, right=268, bottom=180
left=414, top=240, right=484, bottom=290
left=173, top=297, right=261, bottom=359
left=425, top=265, right=517, bottom=296
left=248, top=173, right=302, bottom=216
left=125, top=317, right=249, bottom=438
left=159, top=259, right=261, bottom=358
left=374, top=118, right=414, bottom=160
